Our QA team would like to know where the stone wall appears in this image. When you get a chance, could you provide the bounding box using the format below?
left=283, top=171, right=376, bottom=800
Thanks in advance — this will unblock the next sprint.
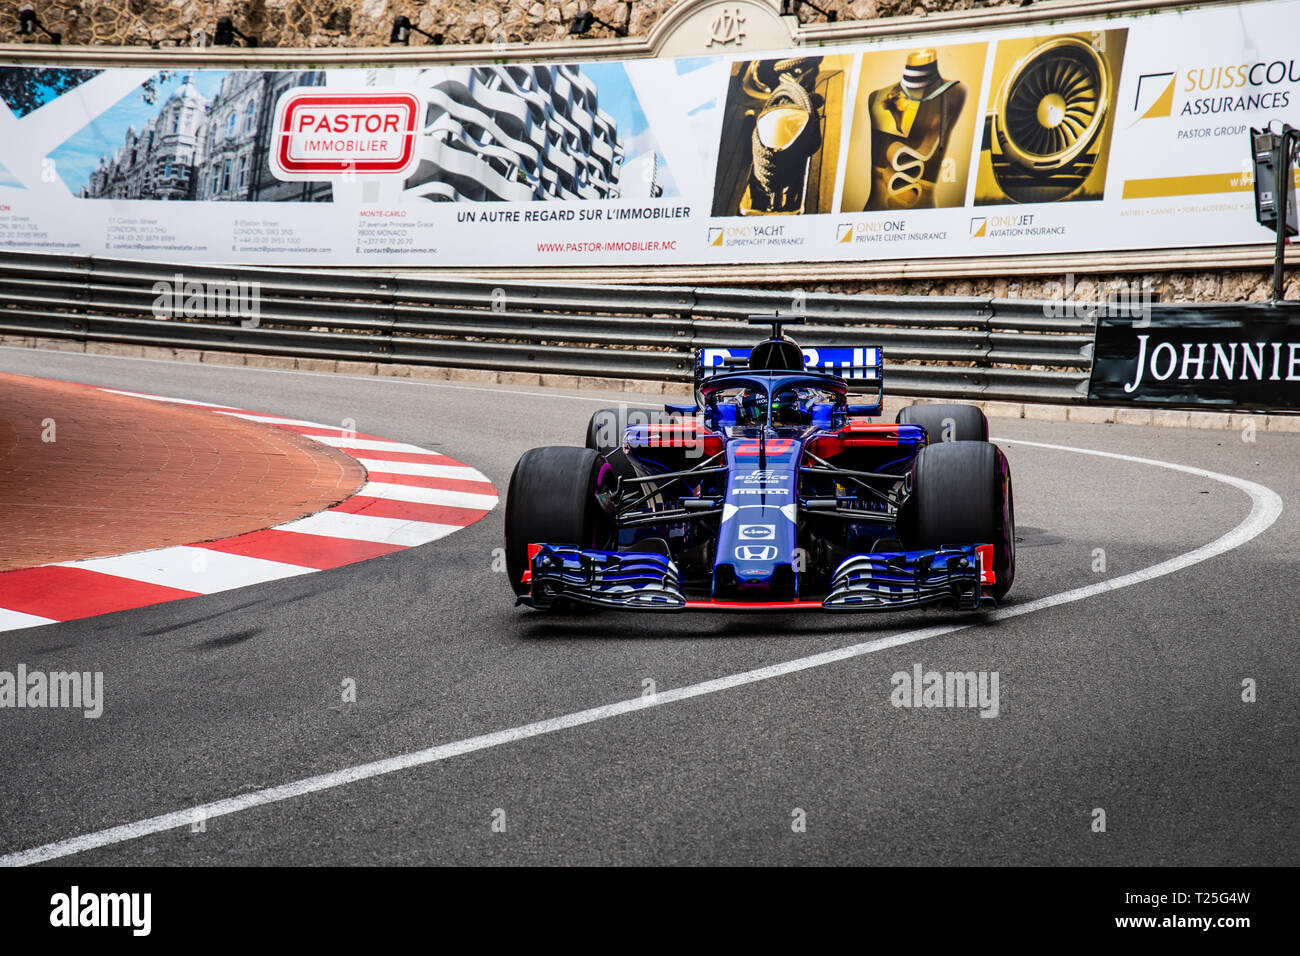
left=0, top=0, right=1007, bottom=48
left=787, top=267, right=1300, bottom=305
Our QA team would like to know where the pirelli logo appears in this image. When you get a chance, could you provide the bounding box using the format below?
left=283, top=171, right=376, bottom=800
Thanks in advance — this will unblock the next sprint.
left=271, top=90, right=421, bottom=179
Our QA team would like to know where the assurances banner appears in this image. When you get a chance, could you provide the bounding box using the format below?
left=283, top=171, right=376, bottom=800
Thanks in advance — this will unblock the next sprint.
left=0, top=0, right=1296, bottom=266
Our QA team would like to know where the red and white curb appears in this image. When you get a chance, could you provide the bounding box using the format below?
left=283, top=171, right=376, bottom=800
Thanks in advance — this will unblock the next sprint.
left=0, top=387, right=498, bottom=632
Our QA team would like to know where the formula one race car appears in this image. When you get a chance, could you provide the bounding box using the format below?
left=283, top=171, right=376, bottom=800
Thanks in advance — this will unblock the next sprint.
left=504, top=315, right=1014, bottom=612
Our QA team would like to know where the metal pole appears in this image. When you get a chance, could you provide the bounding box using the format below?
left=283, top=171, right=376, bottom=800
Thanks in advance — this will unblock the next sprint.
left=1275, top=127, right=1297, bottom=303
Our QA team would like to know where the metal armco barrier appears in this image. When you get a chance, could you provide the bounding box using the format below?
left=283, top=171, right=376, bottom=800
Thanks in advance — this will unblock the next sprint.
left=0, top=251, right=1101, bottom=402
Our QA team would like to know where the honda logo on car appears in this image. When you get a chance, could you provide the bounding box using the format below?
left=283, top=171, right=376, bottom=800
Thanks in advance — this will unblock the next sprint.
left=272, top=90, right=420, bottom=179
left=738, top=524, right=775, bottom=540
left=735, top=545, right=778, bottom=561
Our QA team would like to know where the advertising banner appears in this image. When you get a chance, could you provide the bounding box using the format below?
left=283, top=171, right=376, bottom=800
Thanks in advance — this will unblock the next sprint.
left=1089, top=303, right=1300, bottom=409
left=0, top=0, right=1297, bottom=266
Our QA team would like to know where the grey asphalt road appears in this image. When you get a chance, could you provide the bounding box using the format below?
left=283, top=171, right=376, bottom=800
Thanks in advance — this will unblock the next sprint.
left=0, top=346, right=1296, bottom=865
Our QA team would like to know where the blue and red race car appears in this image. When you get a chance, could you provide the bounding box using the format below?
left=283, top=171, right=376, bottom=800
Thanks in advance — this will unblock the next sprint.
left=505, top=316, right=1015, bottom=612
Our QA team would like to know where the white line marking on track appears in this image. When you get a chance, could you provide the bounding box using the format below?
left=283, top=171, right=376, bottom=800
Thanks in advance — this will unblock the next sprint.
left=99, top=388, right=239, bottom=408
left=989, top=438, right=1284, bottom=620
left=0, top=439, right=1283, bottom=866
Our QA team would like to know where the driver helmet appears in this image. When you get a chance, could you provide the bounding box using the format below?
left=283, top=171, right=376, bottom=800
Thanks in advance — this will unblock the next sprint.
left=736, top=389, right=768, bottom=426
left=770, top=388, right=806, bottom=425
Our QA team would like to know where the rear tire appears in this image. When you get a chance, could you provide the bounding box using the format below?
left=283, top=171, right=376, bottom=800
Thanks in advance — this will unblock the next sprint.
left=504, top=446, right=611, bottom=597
left=897, top=403, right=989, bottom=443
left=905, top=440, right=1015, bottom=601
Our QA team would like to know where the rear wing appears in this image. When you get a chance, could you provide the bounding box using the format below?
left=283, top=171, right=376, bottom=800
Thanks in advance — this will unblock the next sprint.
left=694, top=346, right=884, bottom=416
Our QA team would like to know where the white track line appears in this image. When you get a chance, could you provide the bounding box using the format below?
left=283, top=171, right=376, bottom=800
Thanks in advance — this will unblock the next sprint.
left=989, top=438, right=1284, bottom=620
left=0, top=439, right=1283, bottom=866
left=99, top=388, right=239, bottom=408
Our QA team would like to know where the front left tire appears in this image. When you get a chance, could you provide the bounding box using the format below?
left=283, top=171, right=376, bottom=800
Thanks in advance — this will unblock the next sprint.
left=504, top=446, right=611, bottom=597
left=904, top=439, right=1015, bottom=601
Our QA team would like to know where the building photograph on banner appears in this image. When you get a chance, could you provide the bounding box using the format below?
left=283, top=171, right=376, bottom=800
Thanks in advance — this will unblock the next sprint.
left=839, top=42, right=987, bottom=212
left=710, top=55, right=849, bottom=217
left=974, top=29, right=1127, bottom=205
left=49, top=69, right=331, bottom=203
left=391, top=63, right=672, bottom=205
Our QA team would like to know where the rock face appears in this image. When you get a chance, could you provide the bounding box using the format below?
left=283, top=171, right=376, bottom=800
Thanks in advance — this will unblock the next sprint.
left=0, top=0, right=662, bottom=46
left=1, top=1, right=1026, bottom=47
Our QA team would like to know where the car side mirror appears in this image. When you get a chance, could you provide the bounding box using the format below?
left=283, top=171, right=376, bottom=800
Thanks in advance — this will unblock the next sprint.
left=712, top=404, right=738, bottom=430
left=846, top=403, right=882, bottom=417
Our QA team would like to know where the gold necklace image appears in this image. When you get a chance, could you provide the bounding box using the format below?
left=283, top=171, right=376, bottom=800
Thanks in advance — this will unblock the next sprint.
left=864, top=50, right=967, bottom=210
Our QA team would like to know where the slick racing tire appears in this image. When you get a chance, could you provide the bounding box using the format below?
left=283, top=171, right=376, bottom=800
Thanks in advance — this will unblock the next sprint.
left=906, top=440, right=1015, bottom=601
left=505, top=446, right=612, bottom=598
left=897, top=403, right=989, bottom=443
left=585, top=406, right=666, bottom=457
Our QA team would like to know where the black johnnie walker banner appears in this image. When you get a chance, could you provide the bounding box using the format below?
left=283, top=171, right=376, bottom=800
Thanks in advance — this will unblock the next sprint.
left=1089, top=303, right=1300, bottom=410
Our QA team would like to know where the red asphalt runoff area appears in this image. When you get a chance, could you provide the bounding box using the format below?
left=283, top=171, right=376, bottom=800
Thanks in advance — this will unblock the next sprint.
left=0, top=372, right=366, bottom=573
